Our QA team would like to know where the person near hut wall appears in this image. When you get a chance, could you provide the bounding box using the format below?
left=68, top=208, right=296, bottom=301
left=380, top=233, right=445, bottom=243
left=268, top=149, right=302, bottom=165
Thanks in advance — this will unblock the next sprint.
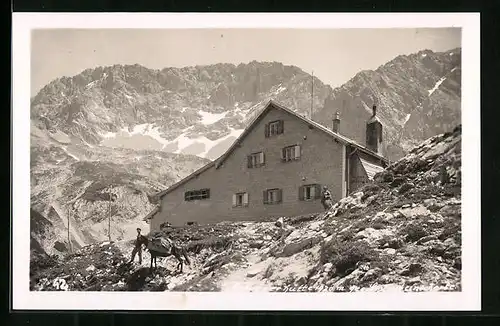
left=320, top=186, right=333, bottom=210
left=129, top=228, right=147, bottom=264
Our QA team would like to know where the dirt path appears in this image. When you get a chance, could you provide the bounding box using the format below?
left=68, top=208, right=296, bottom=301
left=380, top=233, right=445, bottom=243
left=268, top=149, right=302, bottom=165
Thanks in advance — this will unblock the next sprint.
left=215, top=222, right=277, bottom=292
left=218, top=252, right=274, bottom=292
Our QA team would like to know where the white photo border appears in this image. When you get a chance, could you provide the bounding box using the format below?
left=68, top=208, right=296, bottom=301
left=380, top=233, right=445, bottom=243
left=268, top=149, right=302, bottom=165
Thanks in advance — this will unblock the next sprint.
left=12, top=12, right=481, bottom=311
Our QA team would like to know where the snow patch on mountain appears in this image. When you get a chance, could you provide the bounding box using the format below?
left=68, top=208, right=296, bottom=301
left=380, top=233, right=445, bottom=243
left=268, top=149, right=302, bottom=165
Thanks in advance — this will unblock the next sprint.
left=99, top=131, right=118, bottom=139
left=98, top=124, right=166, bottom=146
left=62, top=146, right=80, bottom=161
left=428, top=77, right=447, bottom=96
left=49, top=130, right=72, bottom=144
left=272, top=83, right=287, bottom=95
left=198, top=110, right=228, bottom=125
left=82, top=140, right=94, bottom=148
left=361, top=101, right=374, bottom=114
left=171, top=127, right=244, bottom=159
left=403, top=113, right=411, bottom=125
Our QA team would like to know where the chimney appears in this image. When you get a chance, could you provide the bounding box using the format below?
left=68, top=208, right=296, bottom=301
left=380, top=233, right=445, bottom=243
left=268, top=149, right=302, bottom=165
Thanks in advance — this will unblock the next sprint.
left=332, top=111, right=341, bottom=133
left=366, top=104, right=383, bottom=155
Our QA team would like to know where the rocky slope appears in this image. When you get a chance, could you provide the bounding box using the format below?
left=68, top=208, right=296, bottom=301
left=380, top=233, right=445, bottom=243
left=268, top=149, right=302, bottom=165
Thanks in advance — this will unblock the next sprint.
left=30, top=125, right=461, bottom=292
left=31, top=122, right=210, bottom=254
left=314, top=48, right=461, bottom=160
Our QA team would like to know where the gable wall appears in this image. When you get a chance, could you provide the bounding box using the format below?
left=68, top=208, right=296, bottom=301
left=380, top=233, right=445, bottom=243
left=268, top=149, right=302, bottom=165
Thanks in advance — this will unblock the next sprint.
left=151, top=105, right=345, bottom=229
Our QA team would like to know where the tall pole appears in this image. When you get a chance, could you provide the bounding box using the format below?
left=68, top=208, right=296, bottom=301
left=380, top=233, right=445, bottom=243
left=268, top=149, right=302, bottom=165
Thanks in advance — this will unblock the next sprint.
left=67, top=207, right=71, bottom=253
left=108, top=193, right=111, bottom=242
left=311, top=71, right=314, bottom=120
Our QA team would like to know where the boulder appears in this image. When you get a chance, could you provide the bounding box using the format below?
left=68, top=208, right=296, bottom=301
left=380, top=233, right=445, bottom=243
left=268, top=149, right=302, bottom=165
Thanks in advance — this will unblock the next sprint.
left=416, top=235, right=438, bottom=245
left=360, top=268, right=382, bottom=283
left=276, top=236, right=322, bottom=257
left=246, top=269, right=261, bottom=278
left=425, top=240, right=447, bottom=256
left=384, top=248, right=396, bottom=255
left=374, top=170, right=394, bottom=183
left=53, top=241, right=69, bottom=253
left=400, top=263, right=423, bottom=276
left=398, top=182, right=415, bottom=194
left=399, top=205, right=431, bottom=219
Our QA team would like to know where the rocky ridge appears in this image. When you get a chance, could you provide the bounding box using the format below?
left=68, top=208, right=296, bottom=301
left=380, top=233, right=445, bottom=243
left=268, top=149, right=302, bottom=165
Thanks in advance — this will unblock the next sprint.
left=315, top=48, right=461, bottom=160
left=31, top=125, right=461, bottom=292
left=31, top=61, right=332, bottom=160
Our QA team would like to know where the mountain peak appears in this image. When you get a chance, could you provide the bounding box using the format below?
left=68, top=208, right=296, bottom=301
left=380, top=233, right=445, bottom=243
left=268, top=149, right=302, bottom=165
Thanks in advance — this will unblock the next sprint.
left=316, top=48, right=461, bottom=160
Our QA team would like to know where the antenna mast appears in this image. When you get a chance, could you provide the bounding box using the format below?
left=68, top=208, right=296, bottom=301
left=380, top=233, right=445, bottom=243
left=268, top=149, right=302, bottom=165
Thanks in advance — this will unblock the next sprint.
left=67, top=207, right=71, bottom=253
left=311, top=71, right=314, bottom=120
left=108, top=189, right=112, bottom=242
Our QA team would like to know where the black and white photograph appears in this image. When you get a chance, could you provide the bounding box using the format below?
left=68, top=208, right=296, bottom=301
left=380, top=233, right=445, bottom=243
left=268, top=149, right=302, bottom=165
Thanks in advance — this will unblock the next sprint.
left=12, top=13, right=481, bottom=311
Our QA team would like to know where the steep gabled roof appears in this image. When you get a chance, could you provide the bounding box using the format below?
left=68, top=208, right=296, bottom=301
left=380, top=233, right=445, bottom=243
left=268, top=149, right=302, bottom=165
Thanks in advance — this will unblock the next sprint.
left=157, top=100, right=388, bottom=199
left=359, top=157, right=386, bottom=180
left=143, top=206, right=160, bottom=222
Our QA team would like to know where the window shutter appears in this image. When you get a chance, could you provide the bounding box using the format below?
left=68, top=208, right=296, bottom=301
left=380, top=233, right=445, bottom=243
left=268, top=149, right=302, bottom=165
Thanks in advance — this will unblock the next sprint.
left=278, top=189, right=283, bottom=203
left=263, top=190, right=268, bottom=204
left=298, top=186, right=305, bottom=201
left=281, top=148, right=285, bottom=162
left=264, top=123, right=270, bottom=138
left=314, top=184, right=322, bottom=199
left=260, top=152, right=265, bottom=165
left=310, top=185, right=316, bottom=199
left=279, top=120, right=284, bottom=134
left=243, top=193, right=249, bottom=206
left=295, top=145, right=301, bottom=159
left=247, top=155, right=252, bottom=168
left=232, top=194, right=237, bottom=207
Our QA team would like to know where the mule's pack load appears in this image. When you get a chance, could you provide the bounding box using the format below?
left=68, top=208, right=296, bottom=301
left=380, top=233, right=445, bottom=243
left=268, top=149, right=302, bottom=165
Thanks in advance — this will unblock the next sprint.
left=147, top=236, right=173, bottom=255
left=147, top=234, right=191, bottom=272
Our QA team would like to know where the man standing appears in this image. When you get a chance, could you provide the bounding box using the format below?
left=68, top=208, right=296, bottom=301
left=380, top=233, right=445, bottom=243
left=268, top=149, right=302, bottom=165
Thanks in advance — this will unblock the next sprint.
left=320, top=186, right=333, bottom=210
left=129, top=228, right=147, bottom=264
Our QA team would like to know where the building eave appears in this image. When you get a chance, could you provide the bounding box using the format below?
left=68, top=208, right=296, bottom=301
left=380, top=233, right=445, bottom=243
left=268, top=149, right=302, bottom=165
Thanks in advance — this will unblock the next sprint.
left=143, top=206, right=160, bottom=221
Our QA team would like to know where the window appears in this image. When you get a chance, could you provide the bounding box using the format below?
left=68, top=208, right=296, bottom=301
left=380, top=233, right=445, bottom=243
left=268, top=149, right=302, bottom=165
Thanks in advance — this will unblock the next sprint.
left=298, top=184, right=321, bottom=201
left=232, top=192, right=249, bottom=207
left=184, top=188, right=210, bottom=201
left=263, top=188, right=282, bottom=205
left=247, top=151, right=265, bottom=168
left=265, top=120, right=284, bottom=137
left=281, top=145, right=301, bottom=162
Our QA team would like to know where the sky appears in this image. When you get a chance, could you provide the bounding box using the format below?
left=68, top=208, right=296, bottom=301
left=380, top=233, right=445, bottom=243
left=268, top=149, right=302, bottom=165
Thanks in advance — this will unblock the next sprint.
left=31, top=28, right=461, bottom=96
